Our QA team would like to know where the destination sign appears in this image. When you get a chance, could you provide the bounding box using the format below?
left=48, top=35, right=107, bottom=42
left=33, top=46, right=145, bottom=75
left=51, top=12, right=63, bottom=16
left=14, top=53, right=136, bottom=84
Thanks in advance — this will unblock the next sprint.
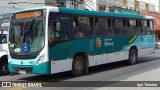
left=16, top=11, right=42, bottom=19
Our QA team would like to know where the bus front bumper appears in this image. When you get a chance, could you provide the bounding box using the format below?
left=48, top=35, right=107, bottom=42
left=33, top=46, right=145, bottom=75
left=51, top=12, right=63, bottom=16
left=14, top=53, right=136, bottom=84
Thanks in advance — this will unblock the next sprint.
left=8, top=62, right=50, bottom=74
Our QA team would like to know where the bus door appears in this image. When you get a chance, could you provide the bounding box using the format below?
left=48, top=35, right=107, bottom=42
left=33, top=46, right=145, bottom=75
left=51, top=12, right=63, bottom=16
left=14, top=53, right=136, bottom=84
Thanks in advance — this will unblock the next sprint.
left=48, top=13, right=71, bottom=73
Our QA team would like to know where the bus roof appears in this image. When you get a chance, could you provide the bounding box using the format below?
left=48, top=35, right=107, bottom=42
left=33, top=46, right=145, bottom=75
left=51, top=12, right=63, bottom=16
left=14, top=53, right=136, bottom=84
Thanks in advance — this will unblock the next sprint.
left=13, top=6, right=153, bottom=20
left=58, top=7, right=154, bottom=20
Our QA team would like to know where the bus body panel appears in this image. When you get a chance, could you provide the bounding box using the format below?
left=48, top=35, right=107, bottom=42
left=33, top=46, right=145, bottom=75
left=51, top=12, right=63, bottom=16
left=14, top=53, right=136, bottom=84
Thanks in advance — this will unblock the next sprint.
left=49, top=35, right=154, bottom=74
left=8, top=55, right=50, bottom=74
left=8, top=6, right=155, bottom=75
left=0, top=43, right=8, bottom=58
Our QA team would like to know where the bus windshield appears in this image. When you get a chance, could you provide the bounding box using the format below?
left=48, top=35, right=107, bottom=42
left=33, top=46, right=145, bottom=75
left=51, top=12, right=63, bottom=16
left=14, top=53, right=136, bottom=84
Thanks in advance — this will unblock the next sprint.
left=9, top=19, right=45, bottom=53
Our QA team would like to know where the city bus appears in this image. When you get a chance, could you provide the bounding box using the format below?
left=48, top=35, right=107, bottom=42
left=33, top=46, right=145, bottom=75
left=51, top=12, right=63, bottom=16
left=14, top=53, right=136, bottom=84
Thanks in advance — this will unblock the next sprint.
left=8, top=6, right=155, bottom=76
left=0, top=20, right=9, bottom=75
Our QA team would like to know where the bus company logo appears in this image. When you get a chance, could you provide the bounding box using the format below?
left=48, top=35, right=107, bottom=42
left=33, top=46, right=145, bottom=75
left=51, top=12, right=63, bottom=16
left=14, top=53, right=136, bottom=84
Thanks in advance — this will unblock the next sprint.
left=96, top=38, right=102, bottom=48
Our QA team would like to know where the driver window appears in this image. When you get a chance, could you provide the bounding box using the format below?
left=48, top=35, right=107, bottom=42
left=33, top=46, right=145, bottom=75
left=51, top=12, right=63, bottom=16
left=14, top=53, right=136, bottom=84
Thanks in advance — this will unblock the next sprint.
left=48, top=22, right=55, bottom=43
left=48, top=21, right=68, bottom=43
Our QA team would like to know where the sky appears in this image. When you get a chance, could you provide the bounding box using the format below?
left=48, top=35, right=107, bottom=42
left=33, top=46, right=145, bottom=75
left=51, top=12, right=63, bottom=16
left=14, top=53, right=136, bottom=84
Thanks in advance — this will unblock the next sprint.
left=139, top=0, right=159, bottom=11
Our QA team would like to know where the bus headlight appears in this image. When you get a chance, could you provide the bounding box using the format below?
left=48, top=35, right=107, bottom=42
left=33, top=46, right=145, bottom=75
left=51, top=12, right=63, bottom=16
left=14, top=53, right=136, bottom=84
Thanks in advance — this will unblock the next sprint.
left=36, top=54, right=45, bottom=65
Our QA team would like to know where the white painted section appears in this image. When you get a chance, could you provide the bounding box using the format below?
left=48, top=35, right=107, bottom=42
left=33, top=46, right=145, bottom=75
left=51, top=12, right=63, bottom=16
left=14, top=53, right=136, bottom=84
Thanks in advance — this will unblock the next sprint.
left=50, top=48, right=154, bottom=74
left=107, top=51, right=127, bottom=63
left=124, top=51, right=129, bottom=60
left=102, top=53, right=108, bottom=64
left=38, top=6, right=59, bottom=64
left=89, top=55, right=103, bottom=67
left=145, top=16, right=154, bottom=19
left=138, top=48, right=155, bottom=57
left=89, top=51, right=128, bottom=67
left=47, top=7, right=59, bottom=13
left=0, top=43, right=8, bottom=58
left=51, top=59, right=72, bottom=74
left=38, top=7, right=50, bottom=63
left=0, top=31, right=8, bottom=34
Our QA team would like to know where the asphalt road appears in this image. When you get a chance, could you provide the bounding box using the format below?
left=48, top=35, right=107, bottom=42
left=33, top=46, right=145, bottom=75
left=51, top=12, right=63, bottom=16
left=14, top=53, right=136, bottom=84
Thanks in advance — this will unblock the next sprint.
left=1, top=49, right=160, bottom=90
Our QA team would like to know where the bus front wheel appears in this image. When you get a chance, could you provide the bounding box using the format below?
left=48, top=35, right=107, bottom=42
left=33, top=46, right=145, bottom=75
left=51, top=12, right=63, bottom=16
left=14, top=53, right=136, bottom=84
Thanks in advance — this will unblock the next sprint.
left=128, top=49, right=138, bottom=65
left=0, top=60, right=9, bottom=75
left=72, top=55, right=85, bottom=77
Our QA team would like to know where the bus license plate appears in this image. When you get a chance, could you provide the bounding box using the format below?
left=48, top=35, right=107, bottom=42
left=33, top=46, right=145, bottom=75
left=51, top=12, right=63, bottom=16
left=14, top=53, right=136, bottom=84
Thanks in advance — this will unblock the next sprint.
left=19, top=70, right=26, bottom=74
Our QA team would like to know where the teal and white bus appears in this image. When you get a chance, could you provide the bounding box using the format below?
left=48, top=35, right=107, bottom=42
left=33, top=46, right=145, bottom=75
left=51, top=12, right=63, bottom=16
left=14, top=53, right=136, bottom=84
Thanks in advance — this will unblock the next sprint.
left=8, top=6, right=155, bottom=76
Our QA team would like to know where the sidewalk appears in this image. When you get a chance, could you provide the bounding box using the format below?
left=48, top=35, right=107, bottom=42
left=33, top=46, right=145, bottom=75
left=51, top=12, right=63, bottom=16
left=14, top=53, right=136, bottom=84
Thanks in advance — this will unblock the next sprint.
left=94, top=50, right=160, bottom=90
left=95, top=67, right=160, bottom=90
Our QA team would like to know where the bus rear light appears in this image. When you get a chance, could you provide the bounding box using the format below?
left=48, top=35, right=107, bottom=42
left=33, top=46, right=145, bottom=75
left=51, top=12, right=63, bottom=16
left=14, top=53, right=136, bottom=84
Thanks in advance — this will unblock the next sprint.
left=51, top=61, right=56, bottom=65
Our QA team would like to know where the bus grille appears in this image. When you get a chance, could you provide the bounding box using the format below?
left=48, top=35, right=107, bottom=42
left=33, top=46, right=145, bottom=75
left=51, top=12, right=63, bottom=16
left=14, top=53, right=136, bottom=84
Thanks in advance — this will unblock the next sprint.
left=10, top=53, right=37, bottom=59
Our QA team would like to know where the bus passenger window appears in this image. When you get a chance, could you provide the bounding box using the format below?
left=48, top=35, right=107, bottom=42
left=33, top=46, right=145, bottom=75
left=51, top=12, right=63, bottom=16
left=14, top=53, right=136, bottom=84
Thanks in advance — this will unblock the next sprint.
left=73, top=17, right=79, bottom=38
left=113, top=19, right=123, bottom=35
left=54, top=22, right=60, bottom=38
left=141, top=20, right=147, bottom=35
left=74, top=16, right=93, bottom=38
left=130, top=19, right=139, bottom=35
left=149, top=21, right=154, bottom=34
left=48, top=22, right=55, bottom=43
left=73, top=22, right=78, bottom=38
left=146, top=20, right=154, bottom=35
left=95, top=18, right=112, bottom=36
left=48, top=21, right=68, bottom=43
left=122, top=19, right=128, bottom=35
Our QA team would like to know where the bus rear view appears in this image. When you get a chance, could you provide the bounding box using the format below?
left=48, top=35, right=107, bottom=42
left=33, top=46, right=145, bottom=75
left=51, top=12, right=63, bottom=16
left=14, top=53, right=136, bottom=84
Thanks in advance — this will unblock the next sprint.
left=8, top=8, right=50, bottom=74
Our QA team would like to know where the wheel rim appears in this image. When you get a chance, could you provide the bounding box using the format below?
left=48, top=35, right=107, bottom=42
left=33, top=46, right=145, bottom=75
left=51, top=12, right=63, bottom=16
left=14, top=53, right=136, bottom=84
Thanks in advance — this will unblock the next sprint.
left=130, top=52, right=136, bottom=63
left=74, top=60, right=83, bottom=73
left=2, top=64, right=8, bottom=73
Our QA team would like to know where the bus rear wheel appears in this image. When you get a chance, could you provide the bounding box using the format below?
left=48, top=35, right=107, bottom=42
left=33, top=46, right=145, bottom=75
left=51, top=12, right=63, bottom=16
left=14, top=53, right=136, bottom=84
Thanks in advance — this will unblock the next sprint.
left=128, top=49, right=138, bottom=65
left=72, top=55, right=85, bottom=77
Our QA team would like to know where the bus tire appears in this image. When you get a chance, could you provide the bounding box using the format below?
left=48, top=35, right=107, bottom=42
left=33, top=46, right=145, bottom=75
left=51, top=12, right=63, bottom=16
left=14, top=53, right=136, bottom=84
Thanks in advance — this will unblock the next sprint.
left=128, top=49, right=138, bottom=65
left=0, top=58, right=9, bottom=75
left=72, top=55, right=85, bottom=77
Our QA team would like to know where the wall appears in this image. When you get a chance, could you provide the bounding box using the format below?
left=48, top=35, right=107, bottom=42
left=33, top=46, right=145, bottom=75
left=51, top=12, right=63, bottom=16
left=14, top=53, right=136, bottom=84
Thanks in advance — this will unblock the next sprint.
left=139, top=11, right=160, bottom=30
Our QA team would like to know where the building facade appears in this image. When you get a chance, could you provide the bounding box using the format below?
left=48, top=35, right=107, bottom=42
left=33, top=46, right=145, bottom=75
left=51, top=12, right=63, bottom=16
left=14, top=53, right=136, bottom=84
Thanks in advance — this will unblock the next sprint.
left=0, top=0, right=156, bottom=12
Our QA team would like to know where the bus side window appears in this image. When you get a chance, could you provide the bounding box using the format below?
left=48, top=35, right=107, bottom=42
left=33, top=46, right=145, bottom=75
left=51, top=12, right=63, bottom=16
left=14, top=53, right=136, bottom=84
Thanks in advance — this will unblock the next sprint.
left=113, top=19, right=123, bottom=35
left=122, top=19, right=127, bottom=35
left=95, top=17, right=111, bottom=36
left=59, top=22, right=68, bottom=39
left=146, top=20, right=154, bottom=35
left=54, top=22, right=60, bottom=38
left=141, top=20, right=147, bottom=35
left=149, top=20, right=154, bottom=34
left=49, top=21, right=68, bottom=41
left=48, top=21, right=55, bottom=43
left=73, top=16, right=78, bottom=38
left=130, top=19, right=135, bottom=35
